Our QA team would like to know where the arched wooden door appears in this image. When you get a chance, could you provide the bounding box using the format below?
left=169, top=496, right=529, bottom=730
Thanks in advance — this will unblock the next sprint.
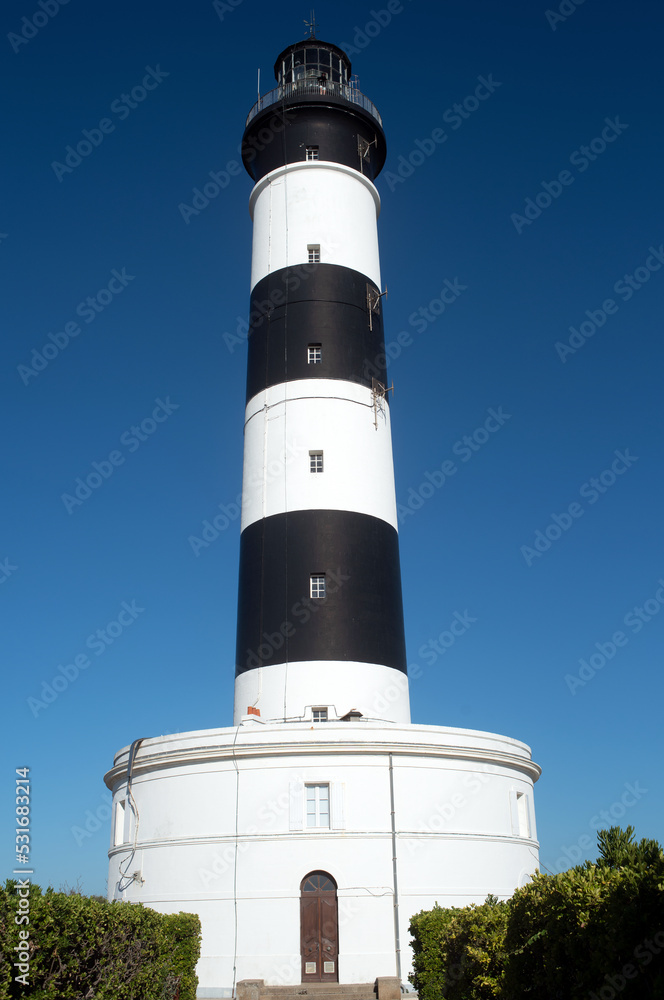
left=300, top=871, right=339, bottom=982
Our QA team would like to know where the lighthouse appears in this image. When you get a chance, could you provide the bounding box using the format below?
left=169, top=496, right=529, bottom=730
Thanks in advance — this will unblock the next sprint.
left=235, top=37, right=408, bottom=728
left=104, top=34, right=540, bottom=997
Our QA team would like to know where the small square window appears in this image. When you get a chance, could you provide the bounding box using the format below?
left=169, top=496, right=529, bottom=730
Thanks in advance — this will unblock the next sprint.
left=306, top=145, right=319, bottom=161
left=310, top=451, right=323, bottom=473
left=308, top=244, right=320, bottom=264
left=313, top=708, right=328, bottom=722
left=306, top=783, right=330, bottom=827
left=308, top=344, right=322, bottom=364
left=310, top=574, right=326, bottom=599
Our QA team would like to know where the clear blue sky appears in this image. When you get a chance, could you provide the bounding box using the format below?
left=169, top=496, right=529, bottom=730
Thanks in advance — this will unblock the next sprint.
left=2, top=0, right=662, bottom=896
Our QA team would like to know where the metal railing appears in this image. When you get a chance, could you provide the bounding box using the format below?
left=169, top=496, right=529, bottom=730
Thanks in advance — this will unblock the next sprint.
left=245, top=80, right=382, bottom=127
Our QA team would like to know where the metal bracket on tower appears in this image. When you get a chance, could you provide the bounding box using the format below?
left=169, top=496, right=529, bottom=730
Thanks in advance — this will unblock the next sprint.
left=367, top=284, right=388, bottom=330
left=372, top=377, right=394, bottom=430
left=358, top=135, right=377, bottom=172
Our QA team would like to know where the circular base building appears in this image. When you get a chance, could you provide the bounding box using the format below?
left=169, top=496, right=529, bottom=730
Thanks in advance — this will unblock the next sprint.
left=105, top=721, right=539, bottom=993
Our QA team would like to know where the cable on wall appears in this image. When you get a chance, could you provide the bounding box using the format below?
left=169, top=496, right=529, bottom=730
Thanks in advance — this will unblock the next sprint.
left=117, top=737, right=146, bottom=894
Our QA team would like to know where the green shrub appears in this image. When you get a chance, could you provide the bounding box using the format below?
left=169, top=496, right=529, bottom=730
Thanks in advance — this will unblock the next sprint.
left=503, top=827, right=664, bottom=999
left=502, top=865, right=621, bottom=999
left=409, top=903, right=458, bottom=1000
left=0, top=881, right=201, bottom=999
left=410, top=895, right=508, bottom=1000
left=408, top=828, right=664, bottom=1000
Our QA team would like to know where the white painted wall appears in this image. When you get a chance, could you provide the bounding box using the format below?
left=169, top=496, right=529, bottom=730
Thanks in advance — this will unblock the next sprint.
left=106, top=723, right=540, bottom=993
left=242, top=380, right=397, bottom=531
left=233, top=660, right=411, bottom=726
left=249, top=163, right=382, bottom=290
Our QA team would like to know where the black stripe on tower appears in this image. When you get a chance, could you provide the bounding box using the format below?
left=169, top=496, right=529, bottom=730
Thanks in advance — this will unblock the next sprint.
left=246, top=263, right=388, bottom=403
left=235, top=509, right=407, bottom=675
left=242, top=104, right=386, bottom=182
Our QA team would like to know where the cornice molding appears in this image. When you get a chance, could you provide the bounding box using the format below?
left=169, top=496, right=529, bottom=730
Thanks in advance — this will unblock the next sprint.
left=104, top=727, right=541, bottom=787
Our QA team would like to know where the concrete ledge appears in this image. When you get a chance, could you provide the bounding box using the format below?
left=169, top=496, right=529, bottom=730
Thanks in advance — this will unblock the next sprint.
left=376, top=977, right=401, bottom=1000
left=237, top=980, right=265, bottom=1000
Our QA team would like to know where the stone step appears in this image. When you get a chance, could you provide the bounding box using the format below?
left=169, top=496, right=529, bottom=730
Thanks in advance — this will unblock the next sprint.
left=238, top=978, right=403, bottom=1000
left=261, top=986, right=376, bottom=993
left=262, top=990, right=376, bottom=1000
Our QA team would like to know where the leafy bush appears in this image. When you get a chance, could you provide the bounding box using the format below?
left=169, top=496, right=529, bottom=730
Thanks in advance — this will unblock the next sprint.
left=410, top=895, right=508, bottom=1000
left=409, top=903, right=458, bottom=1000
left=409, top=828, right=664, bottom=1000
left=502, top=865, right=624, bottom=999
left=0, top=881, right=200, bottom=999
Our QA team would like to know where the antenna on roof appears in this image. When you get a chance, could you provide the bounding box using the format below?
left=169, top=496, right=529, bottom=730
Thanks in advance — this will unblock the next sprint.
left=303, top=9, right=318, bottom=38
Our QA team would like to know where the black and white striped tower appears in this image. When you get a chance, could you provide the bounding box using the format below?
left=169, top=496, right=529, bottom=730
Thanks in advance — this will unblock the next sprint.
left=234, top=36, right=410, bottom=726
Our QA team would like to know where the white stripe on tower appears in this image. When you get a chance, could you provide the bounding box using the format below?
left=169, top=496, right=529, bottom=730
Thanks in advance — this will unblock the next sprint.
left=249, top=162, right=382, bottom=291
left=240, top=380, right=398, bottom=531
left=234, top=40, right=410, bottom=725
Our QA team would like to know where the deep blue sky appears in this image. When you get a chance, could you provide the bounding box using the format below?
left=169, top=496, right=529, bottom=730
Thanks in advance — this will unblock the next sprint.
left=2, top=0, right=662, bottom=896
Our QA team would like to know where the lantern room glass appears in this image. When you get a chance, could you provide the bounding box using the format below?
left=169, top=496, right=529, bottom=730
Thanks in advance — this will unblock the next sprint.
left=278, top=45, right=348, bottom=86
